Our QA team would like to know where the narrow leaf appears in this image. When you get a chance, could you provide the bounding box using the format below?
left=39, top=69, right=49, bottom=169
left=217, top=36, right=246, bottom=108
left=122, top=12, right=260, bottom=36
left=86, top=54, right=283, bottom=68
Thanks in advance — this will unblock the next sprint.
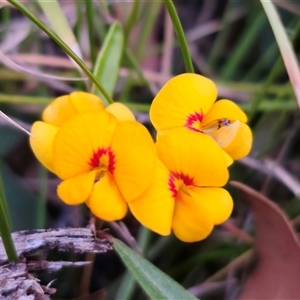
left=261, top=1, right=300, bottom=109
left=92, top=22, right=124, bottom=106
left=113, top=238, right=198, bottom=300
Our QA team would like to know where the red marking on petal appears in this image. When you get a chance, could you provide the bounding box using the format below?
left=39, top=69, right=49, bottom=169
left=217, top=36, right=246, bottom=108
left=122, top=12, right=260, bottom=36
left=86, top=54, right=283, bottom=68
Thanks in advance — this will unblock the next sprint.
left=89, top=147, right=115, bottom=174
left=185, top=112, right=204, bottom=132
left=168, top=172, right=194, bottom=199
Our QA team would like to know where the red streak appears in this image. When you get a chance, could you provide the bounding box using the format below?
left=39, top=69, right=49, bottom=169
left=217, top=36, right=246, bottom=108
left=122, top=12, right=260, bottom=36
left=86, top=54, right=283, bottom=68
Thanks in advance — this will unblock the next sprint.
left=168, top=172, right=194, bottom=199
left=185, top=112, right=204, bottom=132
left=89, top=147, right=115, bottom=174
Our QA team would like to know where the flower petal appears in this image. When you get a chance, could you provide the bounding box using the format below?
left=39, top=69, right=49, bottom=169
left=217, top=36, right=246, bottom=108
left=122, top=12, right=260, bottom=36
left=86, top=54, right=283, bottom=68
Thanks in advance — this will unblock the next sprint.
left=156, top=128, right=229, bottom=187
left=30, top=121, right=58, bottom=173
left=42, top=92, right=104, bottom=126
left=172, top=189, right=214, bottom=242
left=222, top=149, right=233, bottom=167
left=186, top=186, right=233, bottom=225
left=111, top=121, right=156, bottom=201
left=128, top=160, right=174, bottom=236
left=210, top=121, right=252, bottom=160
left=87, top=173, right=127, bottom=221
left=202, top=99, right=247, bottom=127
left=150, top=73, right=217, bottom=131
left=53, top=111, right=118, bottom=179
left=57, top=171, right=96, bottom=205
left=106, top=103, right=136, bottom=121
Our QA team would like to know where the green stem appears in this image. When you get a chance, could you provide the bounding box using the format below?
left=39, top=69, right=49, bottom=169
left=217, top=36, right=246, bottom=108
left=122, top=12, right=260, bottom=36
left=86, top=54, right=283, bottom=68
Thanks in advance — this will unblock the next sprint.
left=163, top=0, right=194, bottom=73
left=0, top=167, right=10, bottom=230
left=86, top=0, right=96, bottom=65
left=7, top=0, right=113, bottom=104
left=0, top=170, right=18, bottom=262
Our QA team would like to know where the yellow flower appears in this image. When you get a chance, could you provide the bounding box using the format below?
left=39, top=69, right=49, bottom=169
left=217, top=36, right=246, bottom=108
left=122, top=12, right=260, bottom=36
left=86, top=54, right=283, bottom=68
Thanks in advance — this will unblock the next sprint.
left=30, top=92, right=156, bottom=221
left=150, top=73, right=252, bottom=161
left=128, top=129, right=233, bottom=242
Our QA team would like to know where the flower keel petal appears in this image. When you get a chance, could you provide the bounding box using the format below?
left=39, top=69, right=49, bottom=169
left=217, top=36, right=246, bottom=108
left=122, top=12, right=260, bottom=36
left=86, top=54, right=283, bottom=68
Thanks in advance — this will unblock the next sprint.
left=202, top=99, right=247, bottom=127
left=211, top=121, right=252, bottom=160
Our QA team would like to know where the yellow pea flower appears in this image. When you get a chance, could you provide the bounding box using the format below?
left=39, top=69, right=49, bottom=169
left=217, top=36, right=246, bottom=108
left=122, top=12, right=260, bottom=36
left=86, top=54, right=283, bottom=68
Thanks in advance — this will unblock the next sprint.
left=128, top=129, right=233, bottom=243
left=150, top=73, right=252, bottom=161
left=30, top=93, right=155, bottom=221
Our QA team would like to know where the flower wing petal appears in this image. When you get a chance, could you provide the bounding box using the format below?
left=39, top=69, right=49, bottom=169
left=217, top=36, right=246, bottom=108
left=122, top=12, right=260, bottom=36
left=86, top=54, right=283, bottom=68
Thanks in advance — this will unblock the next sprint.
left=128, top=160, right=173, bottom=236
left=187, top=186, right=233, bottom=225
left=57, top=171, right=96, bottom=205
left=53, top=111, right=118, bottom=179
left=106, top=103, right=136, bottom=121
left=211, top=121, right=252, bottom=160
left=150, top=74, right=217, bottom=131
left=87, top=173, right=127, bottom=221
left=42, top=92, right=104, bottom=126
left=30, top=121, right=58, bottom=173
left=111, top=121, right=156, bottom=201
left=156, top=128, right=229, bottom=187
left=202, top=99, right=247, bottom=127
left=172, top=189, right=214, bottom=242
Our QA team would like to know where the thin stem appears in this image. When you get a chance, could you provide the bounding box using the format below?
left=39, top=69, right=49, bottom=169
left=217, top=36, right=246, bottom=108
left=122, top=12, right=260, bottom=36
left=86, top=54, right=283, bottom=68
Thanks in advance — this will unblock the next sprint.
left=0, top=170, right=18, bottom=262
left=163, top=0, right=194, bottom=73
left=0, top=166, right=10, bottom=230
left=7, top=0, right=113, bottom=104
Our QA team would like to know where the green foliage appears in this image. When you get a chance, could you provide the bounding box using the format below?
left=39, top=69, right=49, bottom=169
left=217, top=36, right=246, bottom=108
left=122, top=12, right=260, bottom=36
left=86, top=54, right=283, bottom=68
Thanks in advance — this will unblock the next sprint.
left=92, top=22, right=124, bottom=105
left=0, top=0, right=300, bottom=298
left=113, top=238, right=198, bottom=300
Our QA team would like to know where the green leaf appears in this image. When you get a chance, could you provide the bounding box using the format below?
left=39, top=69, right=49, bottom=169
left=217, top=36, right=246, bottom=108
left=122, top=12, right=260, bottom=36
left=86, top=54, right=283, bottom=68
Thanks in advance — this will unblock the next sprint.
left=113, top=238, right=199, bottom=300
left=92, top=22, right=124, bottom=106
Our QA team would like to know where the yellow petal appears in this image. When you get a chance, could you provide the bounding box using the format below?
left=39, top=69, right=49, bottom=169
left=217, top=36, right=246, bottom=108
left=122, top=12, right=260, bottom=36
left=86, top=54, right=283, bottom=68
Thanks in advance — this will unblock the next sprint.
left=156, top=128, right=229, bottom=187
left=128, top=160, right=174, bottom=236
left=69, top=91, right=104, bottom=112
left=202, top=99, right=247, bottom=128
left=57, top=171, right=96, bottom=205
left=111, top=121, right=156, bottom=201
left=150, top=73, right=217, bottom=132
left=87, top=173, right=127, bottom=221
left=53, top=111, right=118, bottom=179
left=106, top=103, right=136, bottom=121
left=222, top=149, right=234, bottom=167
left=210, top=121, right=252, bottom=160
left=187, top=186, right=233, bottom=225
left=42, top=92, right=104, bottom=126
left=30, top=121, right=58, bottom=173
left=172, top=189, right=214, bottom=242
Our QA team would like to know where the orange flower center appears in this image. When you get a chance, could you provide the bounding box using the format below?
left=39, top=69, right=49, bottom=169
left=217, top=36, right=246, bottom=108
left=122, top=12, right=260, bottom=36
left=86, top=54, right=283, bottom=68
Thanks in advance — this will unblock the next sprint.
left=89, top=147, right=115, bottom=176
left=168, top=172, right=194, bottom=199
left=185, top=112, right=203, bottom=132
